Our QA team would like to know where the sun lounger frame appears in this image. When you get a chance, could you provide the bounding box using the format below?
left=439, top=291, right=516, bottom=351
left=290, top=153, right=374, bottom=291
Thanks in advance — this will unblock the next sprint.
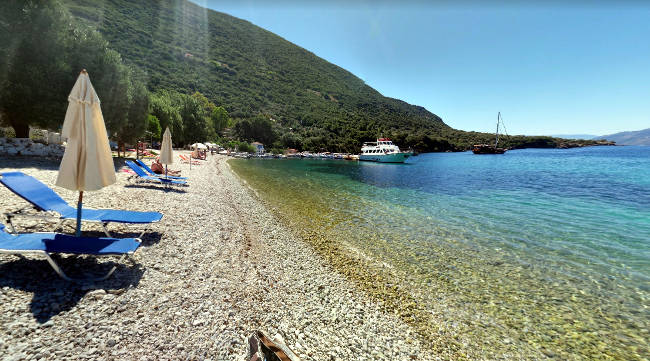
left=0, top=172, right=162, bottom=238
left=3, top=207, right=155, bottom=238
left=179, top=154, right=202, bottom=165
left=135, top=159, right=188, bottom=180
left=0, top=231, right=141, bottom=282
left=125, top=161, right=187, bottom=186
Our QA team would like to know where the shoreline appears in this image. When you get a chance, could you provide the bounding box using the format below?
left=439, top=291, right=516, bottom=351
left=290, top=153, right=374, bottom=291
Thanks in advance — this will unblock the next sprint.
left=227, top=153, right=649, bottom=361
left=0, top=154, right=429, bottom=360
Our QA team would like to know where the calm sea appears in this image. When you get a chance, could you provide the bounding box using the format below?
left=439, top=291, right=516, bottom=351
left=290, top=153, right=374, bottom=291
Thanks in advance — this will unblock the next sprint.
left=230, top=146, right=649, bottom=360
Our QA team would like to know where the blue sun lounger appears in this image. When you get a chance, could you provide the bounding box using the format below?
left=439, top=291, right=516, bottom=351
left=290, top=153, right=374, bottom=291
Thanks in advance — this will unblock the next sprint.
left=0, top=223, right=141, bottom=281
left=125, top=161, right=187, bottom=186
left=0, top=172, right=163, bottom=237
left=135, top=159, right=187, bottom=180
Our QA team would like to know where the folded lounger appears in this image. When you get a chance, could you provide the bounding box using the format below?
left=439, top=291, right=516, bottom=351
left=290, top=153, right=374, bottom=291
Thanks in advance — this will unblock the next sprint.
left=0, top=172, right=163, bottom=237
left=125, top=161, right=187, bottom=186
left=0, top=224, right=141, bottom=281
left=135, top=159, right=187, bottom=180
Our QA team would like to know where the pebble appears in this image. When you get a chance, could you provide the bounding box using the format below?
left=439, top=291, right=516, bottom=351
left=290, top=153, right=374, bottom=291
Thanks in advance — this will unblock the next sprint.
left=0, top=155, right=433, bottom=360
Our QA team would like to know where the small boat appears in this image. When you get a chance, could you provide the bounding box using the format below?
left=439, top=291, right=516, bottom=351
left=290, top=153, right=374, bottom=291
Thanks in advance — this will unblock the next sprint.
left=473, top=112, right=507, bottom=154
left=359, top=138, right=411, bottom=163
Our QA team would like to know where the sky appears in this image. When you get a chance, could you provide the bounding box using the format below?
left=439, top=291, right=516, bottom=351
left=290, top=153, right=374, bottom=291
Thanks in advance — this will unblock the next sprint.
left=195, top=1, right=650, bottom=136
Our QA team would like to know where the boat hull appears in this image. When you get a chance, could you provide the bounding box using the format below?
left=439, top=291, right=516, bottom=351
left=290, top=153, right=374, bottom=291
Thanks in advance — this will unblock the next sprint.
left=359, top=152, right=411, bottom=163
left=472, top=145, right=506, bottom=154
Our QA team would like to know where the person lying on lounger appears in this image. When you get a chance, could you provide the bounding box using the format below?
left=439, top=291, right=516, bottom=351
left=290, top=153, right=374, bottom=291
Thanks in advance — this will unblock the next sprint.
left=191, top=149, right=206, bottom=160
left=151, top=157, right=181, bottom=175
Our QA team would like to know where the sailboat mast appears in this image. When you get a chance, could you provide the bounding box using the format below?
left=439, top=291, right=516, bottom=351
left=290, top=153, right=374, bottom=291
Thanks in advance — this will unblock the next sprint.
left=495, top=112, right=501, bottom=148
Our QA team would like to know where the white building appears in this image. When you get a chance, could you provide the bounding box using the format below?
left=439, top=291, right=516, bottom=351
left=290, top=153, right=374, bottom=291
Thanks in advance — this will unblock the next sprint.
left=252, top=142, right=264, bottom=155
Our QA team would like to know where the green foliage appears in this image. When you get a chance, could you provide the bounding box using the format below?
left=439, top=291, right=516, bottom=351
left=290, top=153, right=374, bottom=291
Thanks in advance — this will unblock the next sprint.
left=0, top=0, right=152, bottom=143
left=146, top=115, right=162, bottom=140
left=176, top=92, right=208, bottom=144
left=233, top=114, right=276, bottom=145
left=210, top=106, right=231, bottom=134
left=238, top=142, right=256, bottom=153
left=150, top=90, right=183, bottom=142
left=1, top=0, right=603, bottom=151
left=0, top=0, right=73, bottom=137
left=58, top=0, right=457, bottom=151
left=224, top=140, right=254, bottom=153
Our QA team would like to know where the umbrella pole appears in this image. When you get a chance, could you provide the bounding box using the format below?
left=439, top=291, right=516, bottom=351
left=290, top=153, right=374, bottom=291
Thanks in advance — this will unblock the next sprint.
left=76, top=191, right=83, bottom=237
left=165, top=165, right=168, bottom=180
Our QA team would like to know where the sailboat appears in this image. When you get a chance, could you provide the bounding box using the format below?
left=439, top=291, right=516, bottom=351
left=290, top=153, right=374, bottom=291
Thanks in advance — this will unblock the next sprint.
left=473, top=112, right=507, bottom=154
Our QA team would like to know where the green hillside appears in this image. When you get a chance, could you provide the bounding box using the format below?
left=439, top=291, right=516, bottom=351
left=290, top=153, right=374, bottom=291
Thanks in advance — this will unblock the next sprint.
left=4, top=0, right=603, bottom=152
left=61, top=0, right=460, bottom=152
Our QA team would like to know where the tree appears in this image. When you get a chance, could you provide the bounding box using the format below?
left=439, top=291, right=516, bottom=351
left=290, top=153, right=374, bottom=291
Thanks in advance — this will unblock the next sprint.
left=190, top=91, right=232, bottom=140
left=150, top=90, right=183, bottom=143
left=210, top=106, right=231, bottom=134
left=0, top=0, right=72, bottom=137
left=178, top=93, right=209, bottom=144
left=146, top=115, right=161, bottom=140
left=233, top=114, right=276, bottom=145
left=0, top=0, right=150, bottom=143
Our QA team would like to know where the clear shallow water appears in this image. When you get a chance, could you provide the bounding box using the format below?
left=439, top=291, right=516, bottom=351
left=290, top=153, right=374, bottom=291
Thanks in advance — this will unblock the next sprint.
left=230, top=146, right=649, bottom=360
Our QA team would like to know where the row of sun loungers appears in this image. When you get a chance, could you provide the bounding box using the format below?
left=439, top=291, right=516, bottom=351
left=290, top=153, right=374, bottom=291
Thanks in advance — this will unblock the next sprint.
left=0, top=154, right=201, bottom=280
left=0, top=160, right=187, bottom=281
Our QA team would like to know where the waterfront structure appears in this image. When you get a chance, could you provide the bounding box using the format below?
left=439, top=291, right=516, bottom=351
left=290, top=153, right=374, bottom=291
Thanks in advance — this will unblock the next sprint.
left=252, top=142, right=265, bottom=155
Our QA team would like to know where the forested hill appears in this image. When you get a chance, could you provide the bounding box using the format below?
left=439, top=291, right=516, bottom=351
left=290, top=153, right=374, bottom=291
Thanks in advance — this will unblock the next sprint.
left=59, top=0, right=450, bottom=151
left=59, top=0, right=601, bottom=152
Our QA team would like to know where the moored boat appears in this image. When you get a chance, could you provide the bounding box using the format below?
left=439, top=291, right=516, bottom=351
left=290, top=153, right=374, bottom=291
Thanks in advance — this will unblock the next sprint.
left=359, top=138, right=411, bottom=163
left=473, top=112, right=507, bottom=154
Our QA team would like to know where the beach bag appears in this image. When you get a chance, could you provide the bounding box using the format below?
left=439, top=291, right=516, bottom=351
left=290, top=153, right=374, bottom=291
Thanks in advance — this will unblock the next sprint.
left=247, top=330, right=301, bottom=361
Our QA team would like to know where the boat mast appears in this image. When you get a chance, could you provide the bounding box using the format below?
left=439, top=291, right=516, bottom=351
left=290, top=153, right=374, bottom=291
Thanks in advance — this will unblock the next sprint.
left=495, top=112, right=501, bottom=148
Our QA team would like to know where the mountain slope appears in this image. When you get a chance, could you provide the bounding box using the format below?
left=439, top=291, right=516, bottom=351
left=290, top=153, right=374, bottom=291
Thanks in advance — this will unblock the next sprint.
left=598, top=128, right=650, bottom=146
left=62, top=0, right=453, bottom=150
left=60, top=0, right=601, bottom=152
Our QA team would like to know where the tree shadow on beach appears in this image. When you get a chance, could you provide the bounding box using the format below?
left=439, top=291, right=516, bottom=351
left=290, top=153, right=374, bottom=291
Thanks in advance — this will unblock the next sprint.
left=0, top=254, right=144, bottom=323
left=123, top=183, right=188, bottom=193
left=0, top=156, right=61, bottom=171
left=0, top=156, right=129, bottom=171
left=80, top=230, right=163, bottom=247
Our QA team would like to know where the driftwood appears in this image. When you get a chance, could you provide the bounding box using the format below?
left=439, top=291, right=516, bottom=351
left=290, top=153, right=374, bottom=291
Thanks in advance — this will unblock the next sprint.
left=247, top=330, right=301, bottom=361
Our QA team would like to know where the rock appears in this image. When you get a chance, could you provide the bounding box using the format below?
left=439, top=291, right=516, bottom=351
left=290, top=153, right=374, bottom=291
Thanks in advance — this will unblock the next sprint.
left=87, top=289, right=107, bottom=299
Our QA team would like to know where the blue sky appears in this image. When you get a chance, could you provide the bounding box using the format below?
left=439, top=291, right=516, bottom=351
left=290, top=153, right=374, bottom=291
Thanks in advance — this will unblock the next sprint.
left=196, top=1, right=649, bottom=136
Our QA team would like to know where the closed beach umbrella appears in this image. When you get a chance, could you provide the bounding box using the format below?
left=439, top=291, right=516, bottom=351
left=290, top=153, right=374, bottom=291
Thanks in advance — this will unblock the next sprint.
left=56, top=69, right=116, bottom=236
left=159, top=127, right=173, bottom=178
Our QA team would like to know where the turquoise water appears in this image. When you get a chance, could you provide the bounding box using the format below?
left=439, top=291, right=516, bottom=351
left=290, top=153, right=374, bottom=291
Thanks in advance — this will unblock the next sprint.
left=230, top=146, right=649, bottom=360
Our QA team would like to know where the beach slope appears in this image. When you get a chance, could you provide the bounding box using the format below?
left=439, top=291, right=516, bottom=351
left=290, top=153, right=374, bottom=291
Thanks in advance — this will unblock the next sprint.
left=0, top=155, right=428, bottom=360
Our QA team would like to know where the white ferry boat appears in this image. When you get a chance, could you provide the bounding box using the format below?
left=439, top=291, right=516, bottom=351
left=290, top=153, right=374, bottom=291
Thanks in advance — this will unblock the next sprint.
left=359, top=138, right=412, bottom=163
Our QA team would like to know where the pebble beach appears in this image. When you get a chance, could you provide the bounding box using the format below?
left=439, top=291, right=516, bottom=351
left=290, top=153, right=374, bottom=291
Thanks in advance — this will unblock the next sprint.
left=0, top=154, right=430, bottom=361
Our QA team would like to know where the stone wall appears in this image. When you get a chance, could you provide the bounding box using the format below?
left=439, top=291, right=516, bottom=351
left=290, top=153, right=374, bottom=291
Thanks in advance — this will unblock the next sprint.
left=0, top=138, right=65, bottom=157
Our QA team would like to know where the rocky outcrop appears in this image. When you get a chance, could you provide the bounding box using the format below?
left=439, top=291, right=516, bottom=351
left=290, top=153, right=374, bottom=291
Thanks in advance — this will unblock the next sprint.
left=0, top=138, right=65, bottom=158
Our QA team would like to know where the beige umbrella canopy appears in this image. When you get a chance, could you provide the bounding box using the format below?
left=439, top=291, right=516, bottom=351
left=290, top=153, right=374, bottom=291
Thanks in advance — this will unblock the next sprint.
left=55, top=70, right=116, bottom=236
left=159, top=127, right=173, bottom=165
